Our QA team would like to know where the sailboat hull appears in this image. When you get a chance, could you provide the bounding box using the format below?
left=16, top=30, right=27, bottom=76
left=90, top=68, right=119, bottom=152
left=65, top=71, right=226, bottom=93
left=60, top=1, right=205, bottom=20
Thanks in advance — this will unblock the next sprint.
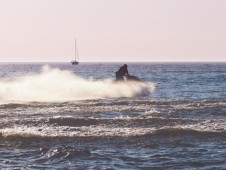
left=71, top=61, right=79, bottom=65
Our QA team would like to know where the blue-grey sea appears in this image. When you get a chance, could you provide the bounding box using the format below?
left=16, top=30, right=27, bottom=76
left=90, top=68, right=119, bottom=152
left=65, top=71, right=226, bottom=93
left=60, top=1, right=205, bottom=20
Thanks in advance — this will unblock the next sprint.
left=0, top=62, right=226, bottom=169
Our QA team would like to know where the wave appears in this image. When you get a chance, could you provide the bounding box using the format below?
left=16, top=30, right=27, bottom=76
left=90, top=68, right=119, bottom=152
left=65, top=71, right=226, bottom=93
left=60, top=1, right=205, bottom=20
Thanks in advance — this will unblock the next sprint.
left=1, top=126, right=226, bottom=143
left=152, top=128, right=226, bottom=138
left=0, top=66, right=156, bottom=103
left=1, top=98, right=225, bottom=108
left=1, top=116, right=226, bottom=140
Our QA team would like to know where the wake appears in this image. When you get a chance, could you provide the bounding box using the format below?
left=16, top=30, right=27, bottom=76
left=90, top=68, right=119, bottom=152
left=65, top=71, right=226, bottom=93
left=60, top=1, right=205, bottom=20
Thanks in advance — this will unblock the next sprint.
left=0, top=66, right=156, bottom=103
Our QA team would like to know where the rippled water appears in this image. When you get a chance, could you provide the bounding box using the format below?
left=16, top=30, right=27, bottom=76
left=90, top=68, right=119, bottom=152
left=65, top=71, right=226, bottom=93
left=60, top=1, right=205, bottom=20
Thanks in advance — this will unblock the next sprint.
left=0, top=62, right=226, bottom=169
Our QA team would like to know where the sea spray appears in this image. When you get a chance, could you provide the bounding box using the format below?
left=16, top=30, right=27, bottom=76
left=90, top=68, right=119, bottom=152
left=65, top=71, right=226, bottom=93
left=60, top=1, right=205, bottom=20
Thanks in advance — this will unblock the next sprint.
left=0, top=65, right=156, bottom=103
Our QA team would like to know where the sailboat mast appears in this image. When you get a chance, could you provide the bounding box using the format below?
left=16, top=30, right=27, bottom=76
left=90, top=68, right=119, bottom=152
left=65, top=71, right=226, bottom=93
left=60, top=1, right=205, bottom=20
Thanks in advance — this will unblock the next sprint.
left=74, top=38, right=79, bottom=60
left=75, top=38, right=76, bottom=60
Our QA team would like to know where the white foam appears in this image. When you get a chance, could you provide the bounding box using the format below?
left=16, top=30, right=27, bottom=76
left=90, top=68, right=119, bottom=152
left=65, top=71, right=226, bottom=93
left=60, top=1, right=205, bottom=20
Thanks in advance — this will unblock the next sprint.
left=1, top=119, right=225, bottom=138
left=144, top=108, right=160, bottom=116
left=1, top=125, right=155, bottom=137
left=0, top=66, right=156, bottom=103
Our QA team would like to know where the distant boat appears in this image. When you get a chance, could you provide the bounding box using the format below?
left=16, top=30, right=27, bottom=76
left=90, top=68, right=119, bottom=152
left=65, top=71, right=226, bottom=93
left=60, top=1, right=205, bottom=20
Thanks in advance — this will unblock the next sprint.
left=71, top=38, right=79, bottom=65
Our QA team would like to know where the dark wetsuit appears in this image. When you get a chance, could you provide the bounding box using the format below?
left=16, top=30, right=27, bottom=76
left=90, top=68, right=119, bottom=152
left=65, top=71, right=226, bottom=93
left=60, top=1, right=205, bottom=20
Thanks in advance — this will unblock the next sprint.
left=116, top=65, right=129, bottom=81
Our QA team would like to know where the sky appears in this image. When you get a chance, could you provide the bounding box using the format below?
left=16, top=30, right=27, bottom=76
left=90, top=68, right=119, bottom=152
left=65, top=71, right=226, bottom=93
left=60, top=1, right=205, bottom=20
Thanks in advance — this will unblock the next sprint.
left=0, top=0, right=226, bottom=62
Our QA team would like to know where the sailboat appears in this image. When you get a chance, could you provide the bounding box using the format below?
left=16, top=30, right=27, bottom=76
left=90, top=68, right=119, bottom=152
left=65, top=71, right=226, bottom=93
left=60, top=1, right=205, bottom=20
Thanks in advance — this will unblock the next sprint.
left=71, top=38, right=79, bottom=65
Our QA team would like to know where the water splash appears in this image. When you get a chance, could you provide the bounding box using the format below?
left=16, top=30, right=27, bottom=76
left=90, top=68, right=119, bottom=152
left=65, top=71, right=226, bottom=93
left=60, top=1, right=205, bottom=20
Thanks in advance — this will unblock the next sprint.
left=0, top=66, right=156, bottom=103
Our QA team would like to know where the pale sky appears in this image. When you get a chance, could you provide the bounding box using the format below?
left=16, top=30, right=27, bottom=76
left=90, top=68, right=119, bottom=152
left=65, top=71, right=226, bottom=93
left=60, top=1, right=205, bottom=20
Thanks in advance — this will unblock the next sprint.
left=0, top=0, right=226, bottom=62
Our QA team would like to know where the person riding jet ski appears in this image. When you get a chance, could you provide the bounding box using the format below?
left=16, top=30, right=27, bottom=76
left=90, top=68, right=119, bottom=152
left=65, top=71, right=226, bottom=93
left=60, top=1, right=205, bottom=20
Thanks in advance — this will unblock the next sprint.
left=115, top=64, right=129, bottom=82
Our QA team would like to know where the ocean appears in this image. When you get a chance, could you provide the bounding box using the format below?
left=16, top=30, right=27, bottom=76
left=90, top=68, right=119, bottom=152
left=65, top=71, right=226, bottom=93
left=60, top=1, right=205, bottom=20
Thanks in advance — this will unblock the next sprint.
left=0, top=62, right=226, bottom=169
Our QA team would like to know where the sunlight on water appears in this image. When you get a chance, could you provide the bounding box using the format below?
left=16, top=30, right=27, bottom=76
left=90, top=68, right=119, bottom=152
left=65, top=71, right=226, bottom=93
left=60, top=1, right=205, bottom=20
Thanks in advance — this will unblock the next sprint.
left=0, top=63, right=226, bottom=169
left=0, top=65, right=156, bottom=103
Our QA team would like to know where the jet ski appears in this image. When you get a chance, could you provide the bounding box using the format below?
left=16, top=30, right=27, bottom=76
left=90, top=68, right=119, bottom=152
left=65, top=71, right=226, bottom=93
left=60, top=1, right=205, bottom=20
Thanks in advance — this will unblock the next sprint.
left=126, top=75, right=144, bottom=83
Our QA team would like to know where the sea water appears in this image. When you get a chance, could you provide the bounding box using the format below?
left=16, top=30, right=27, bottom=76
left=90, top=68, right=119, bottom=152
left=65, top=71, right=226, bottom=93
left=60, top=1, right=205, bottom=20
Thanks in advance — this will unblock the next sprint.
left=0, top=62, right=226, bottom=169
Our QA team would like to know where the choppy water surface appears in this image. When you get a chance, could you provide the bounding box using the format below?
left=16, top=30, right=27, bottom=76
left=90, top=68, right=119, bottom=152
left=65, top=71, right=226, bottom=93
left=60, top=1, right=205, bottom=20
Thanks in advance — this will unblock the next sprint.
left=0, top=62, right=226, bottom=169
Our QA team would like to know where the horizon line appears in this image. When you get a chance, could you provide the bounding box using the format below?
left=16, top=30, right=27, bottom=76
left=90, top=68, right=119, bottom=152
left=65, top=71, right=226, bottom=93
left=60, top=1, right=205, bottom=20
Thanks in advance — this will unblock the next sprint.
left=1, top=61, right=226, bottom=63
